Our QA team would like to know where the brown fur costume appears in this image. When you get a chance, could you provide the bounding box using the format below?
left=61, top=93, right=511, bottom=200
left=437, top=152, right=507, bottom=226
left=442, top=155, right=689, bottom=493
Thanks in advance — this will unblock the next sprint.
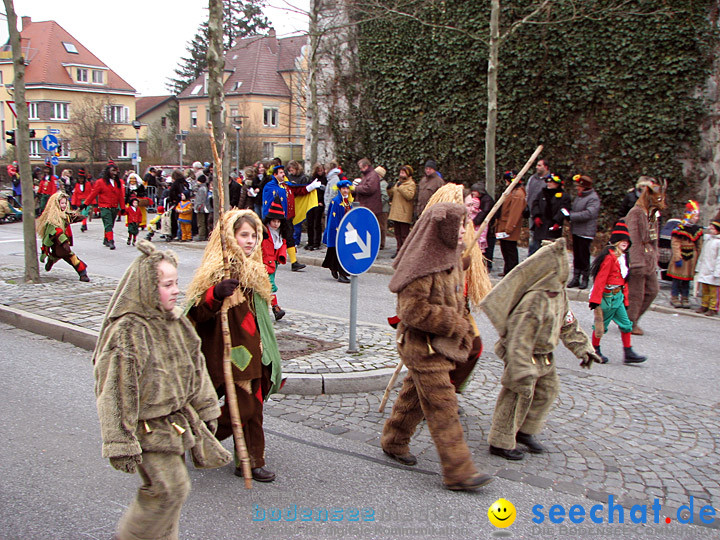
left=94, top=241, right=230, bottom=540
left=382, top=203, right=489, bottom=487
left=481, top=239, right=595, bottom=450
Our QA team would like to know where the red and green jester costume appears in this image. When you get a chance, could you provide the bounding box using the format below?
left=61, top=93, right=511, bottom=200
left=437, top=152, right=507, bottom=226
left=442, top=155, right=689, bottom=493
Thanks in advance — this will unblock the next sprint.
left=36, top=192, right=89, bottom=282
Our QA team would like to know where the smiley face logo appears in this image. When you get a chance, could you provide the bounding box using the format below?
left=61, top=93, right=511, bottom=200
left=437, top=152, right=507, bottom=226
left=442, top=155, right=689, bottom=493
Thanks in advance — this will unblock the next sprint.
left=488, top=498, right=516, bottom=528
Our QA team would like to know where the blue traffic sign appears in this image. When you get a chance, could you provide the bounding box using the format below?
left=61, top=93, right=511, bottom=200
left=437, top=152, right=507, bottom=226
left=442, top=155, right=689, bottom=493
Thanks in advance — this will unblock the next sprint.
left=336, top=207, right=380, bottom=275
left=50, top=156, right=59, bottom=166
left=41, top=134, right=59, bottom=152
left=49, top=129, right=61, bottom=135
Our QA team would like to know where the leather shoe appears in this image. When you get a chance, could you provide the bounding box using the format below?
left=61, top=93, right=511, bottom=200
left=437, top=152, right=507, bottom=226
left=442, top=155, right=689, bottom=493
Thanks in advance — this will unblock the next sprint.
left=337, top=274, right=351, bottom=283
left=234, top=466, right=276, bottom=482
left=382, top=449, right=417, bottom=466
left=516, top=431, right=546, bottom=454
left=331, top=269, right=338, bottom=279
left=445, top=472, right=494, bottom=491
left=291, top=262, right=306, bottom=272
left=489, top=445, right=524, bottom=460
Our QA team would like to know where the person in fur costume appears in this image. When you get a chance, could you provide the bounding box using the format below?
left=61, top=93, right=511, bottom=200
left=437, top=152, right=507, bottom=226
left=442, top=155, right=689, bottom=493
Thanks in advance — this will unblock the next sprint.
left=381, top=202, right=494, bottom=492
left=480, top=238, right=600, bottom=460
left=667, top=200, right=703, bottom=309
left=36, top=192, right=90, bottom=282
left=695, top=214, right=720, bottom=316
left=625, top=178, right=666, bottom=334
left=262, top=197, right=290, bottom=321
left=186, top=209, right=283, bottom=483
left=588, top=220, right=647, bottom=364
left=93, top=241, right=231, bottom=540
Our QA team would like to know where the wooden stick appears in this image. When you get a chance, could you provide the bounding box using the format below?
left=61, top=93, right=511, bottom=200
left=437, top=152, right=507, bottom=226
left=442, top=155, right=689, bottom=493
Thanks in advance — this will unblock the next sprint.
left=209, top=130, right=252, bottom=489
left=463, top=144, right=543, bottom=258
left=378, top=360, right=404, bottom=413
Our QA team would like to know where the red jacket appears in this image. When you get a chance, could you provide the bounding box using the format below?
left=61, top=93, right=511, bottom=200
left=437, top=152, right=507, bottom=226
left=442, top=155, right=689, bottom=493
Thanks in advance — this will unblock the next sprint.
left=126, top=206, right=142, bottom=225
left=38, top=176, right=58, bottom=196
left=262, top=226, right=287, bottom=274
left=84, top=178, right=125, bottom=208
left=71, top=181, right=92, bottom=206
left=589, top=252, right=629, bottom=307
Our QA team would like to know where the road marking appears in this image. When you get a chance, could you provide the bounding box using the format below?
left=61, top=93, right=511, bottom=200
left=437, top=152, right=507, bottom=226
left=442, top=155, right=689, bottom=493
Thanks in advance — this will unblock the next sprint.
left=0, top=239, right=23, bottom=243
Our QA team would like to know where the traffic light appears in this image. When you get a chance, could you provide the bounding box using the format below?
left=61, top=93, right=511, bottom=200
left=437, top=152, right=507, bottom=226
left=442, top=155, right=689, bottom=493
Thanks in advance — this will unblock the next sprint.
left=5, top=130, right=15, bottom=145
left=28, top=129, right=36, bottom=138
left=55, top=143, right=62, bottom=157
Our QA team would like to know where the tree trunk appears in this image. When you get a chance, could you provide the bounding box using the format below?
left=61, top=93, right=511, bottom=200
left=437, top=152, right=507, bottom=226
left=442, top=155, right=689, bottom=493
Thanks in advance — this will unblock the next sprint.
left=484, top=0, right=500, bottom=197
left=3, top=0, right=39, bottom=283
left=207, top=0, right=227, bottom=226
left=307, top=0, right=321, bottom=167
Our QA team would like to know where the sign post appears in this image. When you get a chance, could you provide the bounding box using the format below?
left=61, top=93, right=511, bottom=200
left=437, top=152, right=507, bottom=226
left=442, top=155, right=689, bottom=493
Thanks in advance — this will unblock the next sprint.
left=335, top=207, right=381, bottom=352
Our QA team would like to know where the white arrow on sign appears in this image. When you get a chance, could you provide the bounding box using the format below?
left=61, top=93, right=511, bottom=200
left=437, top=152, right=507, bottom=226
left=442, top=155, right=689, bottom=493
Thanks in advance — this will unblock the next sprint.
left=344, top=223, right=372, bottom=260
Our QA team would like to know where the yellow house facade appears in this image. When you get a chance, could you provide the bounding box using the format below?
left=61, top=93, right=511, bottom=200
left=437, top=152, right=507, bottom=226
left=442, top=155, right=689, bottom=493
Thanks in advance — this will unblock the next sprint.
left=177, top=31, right=307, bottom=164
left=0, top=17, right=145, bottom=166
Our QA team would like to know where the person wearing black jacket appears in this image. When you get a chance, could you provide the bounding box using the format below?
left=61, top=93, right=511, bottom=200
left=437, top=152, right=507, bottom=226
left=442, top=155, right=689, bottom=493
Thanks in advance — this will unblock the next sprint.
left=531, top=174, right=571, bottom=242
left=167, top=169, right=188, bottom=240
left=617, top=176, right=654, bottom=221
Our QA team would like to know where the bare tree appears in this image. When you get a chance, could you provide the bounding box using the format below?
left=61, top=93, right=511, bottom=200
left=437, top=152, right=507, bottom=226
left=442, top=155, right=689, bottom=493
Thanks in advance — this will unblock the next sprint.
left=3, top=0, right=39, bottom=282
left=145, top=120, right=179, bottom=164
left=67, top=96, right=122, bottom=174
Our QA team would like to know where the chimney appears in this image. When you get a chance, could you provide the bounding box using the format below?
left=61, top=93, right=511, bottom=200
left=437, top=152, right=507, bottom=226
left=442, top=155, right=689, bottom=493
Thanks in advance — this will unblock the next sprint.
left=21, top=16, right=31, bottom=29
left=267, top=28, right=277, bottom=54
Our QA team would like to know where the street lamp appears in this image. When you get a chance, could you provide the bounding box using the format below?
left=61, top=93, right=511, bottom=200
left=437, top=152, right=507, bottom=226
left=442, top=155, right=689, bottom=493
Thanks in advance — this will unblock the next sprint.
left=131, top=120, right=141, bottom=174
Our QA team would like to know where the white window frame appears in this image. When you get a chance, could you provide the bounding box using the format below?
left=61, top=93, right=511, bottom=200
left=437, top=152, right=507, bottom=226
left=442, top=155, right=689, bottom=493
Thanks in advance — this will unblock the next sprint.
left=119, top=141, right=130, bottom=158
left=28, top=102, right=39, bottom=120
left=29, top=140, right=42, bottom=158
left=263, top=107, right=278, bottom=127
left=190, top=109, right=198, bottom=127
left=92, top=70, right=104, bottom=84
left=262, top=142, right=275, bottom=159
left=105, top=105, right=129, bottom=124
left=58, top=141, right=70, bottom=158
left=77, top=68, right=88, bottom=82
left=51, top=102, right=69, bottom=121
left=62, top=42, right=78, bottom=54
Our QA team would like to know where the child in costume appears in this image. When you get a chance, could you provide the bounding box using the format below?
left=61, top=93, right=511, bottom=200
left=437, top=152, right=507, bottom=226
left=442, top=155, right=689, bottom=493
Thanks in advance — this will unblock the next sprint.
left=70, top=168, right=91, bottom=232
left=322, top=179, right=353, bottom=283
left=126, top=198, right=142, bottom=246
left=381, top=202, right=494, bottom=492
left=588, top=220, right=647, bottom=364
left=480, top=238, right=600, bottom=461
left=176, top=192, right=193, bottom=241
left=262, top=197, right=289, bottom=321
left=37, top=162, right=59, bottom=214
left=667, top=200, right=703, bottom=309
left=36, top=191, right=89, bottom=282
left=94, top=241, right=231, bottom=540
left=695, top=213, right=720, bottom=316
left=186, top=209, right=284, bottom=483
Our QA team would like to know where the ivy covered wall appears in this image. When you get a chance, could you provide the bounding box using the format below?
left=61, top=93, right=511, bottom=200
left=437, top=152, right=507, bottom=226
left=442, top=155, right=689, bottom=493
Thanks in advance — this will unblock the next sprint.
left=331, top=0, right=718, bottom=221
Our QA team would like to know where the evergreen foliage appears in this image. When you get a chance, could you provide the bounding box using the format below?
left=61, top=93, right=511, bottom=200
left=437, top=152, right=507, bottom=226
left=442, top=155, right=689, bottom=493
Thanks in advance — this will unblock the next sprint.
left=168, top=0, right=271, bottom=94
left=344, top=0, right=717, bottom=222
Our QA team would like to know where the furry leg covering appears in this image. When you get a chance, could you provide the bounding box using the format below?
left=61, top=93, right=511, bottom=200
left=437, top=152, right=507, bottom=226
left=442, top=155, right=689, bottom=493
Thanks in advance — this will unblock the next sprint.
left=381, top=358, right=478, bottom=485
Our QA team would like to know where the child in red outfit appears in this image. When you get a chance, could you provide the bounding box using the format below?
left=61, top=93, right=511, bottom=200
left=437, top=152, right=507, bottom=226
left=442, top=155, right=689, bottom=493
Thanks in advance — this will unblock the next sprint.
left=588, top=220, right=647, bottom=365
left=126, top=198, right=142, bottom=245
left=262, top=198, right=289, bottom=320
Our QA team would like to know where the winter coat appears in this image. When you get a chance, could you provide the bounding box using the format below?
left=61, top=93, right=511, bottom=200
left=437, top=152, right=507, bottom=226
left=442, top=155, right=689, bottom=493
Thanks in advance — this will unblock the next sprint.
left=325, top=168, right=342, bottom=209
left=176, top=200, right=193, bottom=223
left=495, top=186, right=526, bottom=242
left=667, top=223, right=703, bottom=281
left=380, top=180, right=390, bottom=214
left=569, top=189, right=601, bottom=238
left=589, top=252, right=629, bottom=307
left=618, top=188, right=640, bottom=220
left=323, top=192, right=353, bottom=248
left=625, top=205, right=660, bottom=273
left=126, top=206, right=142, bottom=225
left=415, top=173, right=444, bottom=219
left=525, top=173, right=547, bottom=214
left=84, top=178, right=125, bottom=209
left=695, top=233, right=720, bottom=286
left=194, top=184, right=210, bottom=213
left=94, top=242, right=230, bottom=468
left=531, top=187, right=570, bottom=240
left=70, top=181, right=92, bottom=206
left=262, top=225, right=288, bottom=275
left=388, top=177, right=416, bottom=224
left=262, top=177, right=295, bottom=220
left=354, top=167, right=382, bottom=216
left=38, top=176, right=58, bottom=196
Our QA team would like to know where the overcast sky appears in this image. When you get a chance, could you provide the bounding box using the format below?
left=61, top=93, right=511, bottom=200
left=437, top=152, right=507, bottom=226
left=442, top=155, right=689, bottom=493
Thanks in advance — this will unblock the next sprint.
left=0, top=0, right=310, bottom=96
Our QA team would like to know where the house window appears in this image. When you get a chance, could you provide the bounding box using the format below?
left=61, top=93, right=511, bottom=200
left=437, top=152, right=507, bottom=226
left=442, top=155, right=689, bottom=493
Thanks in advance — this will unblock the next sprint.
left=28, top=102, right=39, bottom=120
left=161, top=116, right=166, bottom=128
left=62, top=42, right=78, bottom=54
left=51, top=102, right=69, bottom=120
left=206, top=107, right=211, bottom=126
left=190, top=110, right=198, bottom=127
left=230, top=108, right=238, bottom=120
left=92, top=70, right=103, bottom=84
left=105, top=105, right=129, bottom=124
left=58, top=141, right=70, bottom=158
left=119, top=141, right=130, bottom=158
left=263, top=108, right=278, bottom=127
left=262, top=142, right=275, bottom=159
left=77, top=68, right=88, bottom=82
left=29, top=140, right=41, bottom=157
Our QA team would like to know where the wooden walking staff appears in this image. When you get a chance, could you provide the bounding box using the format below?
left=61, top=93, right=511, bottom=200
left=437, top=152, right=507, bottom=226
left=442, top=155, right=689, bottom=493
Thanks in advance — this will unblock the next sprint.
left=209, top=130, right=253, bottom=489
left=379, top=145, right=544, bottom=414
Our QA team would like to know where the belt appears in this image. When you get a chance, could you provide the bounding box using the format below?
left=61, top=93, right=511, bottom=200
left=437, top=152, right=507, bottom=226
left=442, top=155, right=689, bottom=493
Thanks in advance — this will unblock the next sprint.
left=603, top=287, right=622, bottom=295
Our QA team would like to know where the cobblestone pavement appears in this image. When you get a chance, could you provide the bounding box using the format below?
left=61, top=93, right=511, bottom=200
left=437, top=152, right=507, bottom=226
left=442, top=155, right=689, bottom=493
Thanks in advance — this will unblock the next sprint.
left=268, top=358, right=720, bottom=514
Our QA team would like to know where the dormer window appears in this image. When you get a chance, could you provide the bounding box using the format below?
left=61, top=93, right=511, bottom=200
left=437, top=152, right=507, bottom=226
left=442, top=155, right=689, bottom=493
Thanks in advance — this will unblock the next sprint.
left=62, top=42, right=78, bottom=54
left=92, top=70, right=104, bottom=84
left=77, top=68, right=88, bottom=82
left=190, top=84, right=202, bottom=96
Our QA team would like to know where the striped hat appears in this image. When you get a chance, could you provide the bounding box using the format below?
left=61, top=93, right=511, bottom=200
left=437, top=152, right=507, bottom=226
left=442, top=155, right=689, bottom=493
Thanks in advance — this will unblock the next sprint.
left=683, top=200, right=699, bottom=221
left=609, top=219, right=632, bottom=246
left=266, top=197, right=285, bottom=220
left=107, top=159, right=116, bottom=167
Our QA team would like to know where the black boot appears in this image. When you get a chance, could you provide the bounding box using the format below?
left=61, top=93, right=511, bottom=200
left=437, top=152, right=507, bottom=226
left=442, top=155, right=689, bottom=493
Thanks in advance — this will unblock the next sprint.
left=80, top=224, right=87, bottom=232
left=623, top=347, right=647, bottom=364
left=291, top=262, right=306, bottom=271
left=594, top=345, right=609, bottom=364
left=489, top=445, right=524, bottom=460
left=567, top=271, right=581, bottom=288
left=337, top=274, right=351, bottom=284
left=272, top=305, right=286, bottom=321
left=108, top=240, right=116, bottom=250
left=44, top=258, right=55, bottom=272
left=516, top=431, right=547, bottom=454
left=578, top=272, right=589, bottom=290
left=78, top=270, right=90, bottom=282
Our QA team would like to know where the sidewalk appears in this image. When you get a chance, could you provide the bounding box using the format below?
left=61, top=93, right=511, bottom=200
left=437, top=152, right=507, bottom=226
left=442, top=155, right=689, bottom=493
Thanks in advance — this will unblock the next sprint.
left=0, top=237, right=711, bottom=396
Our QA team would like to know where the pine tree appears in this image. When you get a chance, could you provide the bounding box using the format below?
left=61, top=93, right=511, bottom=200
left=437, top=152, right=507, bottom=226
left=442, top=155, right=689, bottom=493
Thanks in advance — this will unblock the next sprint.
left=167, top=0, right=271, bottom=94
